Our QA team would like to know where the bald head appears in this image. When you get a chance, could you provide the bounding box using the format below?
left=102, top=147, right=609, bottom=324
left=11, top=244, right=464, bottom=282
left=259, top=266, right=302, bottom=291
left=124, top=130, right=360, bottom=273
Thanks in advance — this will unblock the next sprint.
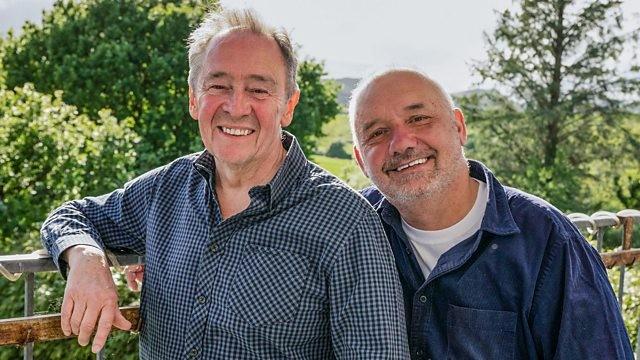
left=348, top=69, right=455, bottom=148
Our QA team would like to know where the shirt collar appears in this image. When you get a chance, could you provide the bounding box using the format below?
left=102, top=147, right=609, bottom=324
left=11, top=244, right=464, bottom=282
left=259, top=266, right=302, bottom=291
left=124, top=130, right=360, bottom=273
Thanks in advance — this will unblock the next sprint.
left=192, top=131, right=307, bottom=211
left=468, top=160, right=520, bottom=236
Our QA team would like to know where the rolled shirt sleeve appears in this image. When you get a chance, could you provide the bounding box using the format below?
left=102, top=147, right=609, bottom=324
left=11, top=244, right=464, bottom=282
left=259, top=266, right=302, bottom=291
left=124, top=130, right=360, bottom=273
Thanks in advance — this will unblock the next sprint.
left=40, top=166, right=161, bottom=276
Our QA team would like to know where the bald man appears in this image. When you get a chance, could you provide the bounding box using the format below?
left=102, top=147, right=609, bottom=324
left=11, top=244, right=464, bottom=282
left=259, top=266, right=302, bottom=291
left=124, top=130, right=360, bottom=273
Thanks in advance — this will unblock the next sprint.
left=349, top=69, right=632, bottom=359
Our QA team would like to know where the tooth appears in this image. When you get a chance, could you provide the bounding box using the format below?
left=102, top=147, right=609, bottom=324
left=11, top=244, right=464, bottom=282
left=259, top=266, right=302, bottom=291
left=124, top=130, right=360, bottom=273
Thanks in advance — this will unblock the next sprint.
left=222, top=127, right=252, bottom=136
left=396, top=158, right=427, bottom=172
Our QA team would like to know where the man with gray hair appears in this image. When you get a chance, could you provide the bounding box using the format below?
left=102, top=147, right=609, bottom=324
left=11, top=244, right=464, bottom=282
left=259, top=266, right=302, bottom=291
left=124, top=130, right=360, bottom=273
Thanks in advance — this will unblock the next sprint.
left=41, top=9, right=408, bottom=358
left=349, top=68, right=632, bottom=358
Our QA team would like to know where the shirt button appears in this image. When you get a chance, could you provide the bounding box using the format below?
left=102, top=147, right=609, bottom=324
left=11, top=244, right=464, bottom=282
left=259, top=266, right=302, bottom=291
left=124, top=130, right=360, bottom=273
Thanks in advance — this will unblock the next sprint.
left=416, top=349, right=424, bottom=356
left=419, top=295, right=428, bottom=303
left=210, top=243, right=218, bottom=252
left=188, top=348, right=200, bottom=358
left=196, top=295, right=207, bottom=304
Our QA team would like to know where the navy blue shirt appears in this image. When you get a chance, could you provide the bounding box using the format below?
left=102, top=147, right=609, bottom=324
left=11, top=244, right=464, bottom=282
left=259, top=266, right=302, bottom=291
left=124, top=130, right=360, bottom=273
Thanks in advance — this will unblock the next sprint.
left=362, top=160, right=632, bottom=359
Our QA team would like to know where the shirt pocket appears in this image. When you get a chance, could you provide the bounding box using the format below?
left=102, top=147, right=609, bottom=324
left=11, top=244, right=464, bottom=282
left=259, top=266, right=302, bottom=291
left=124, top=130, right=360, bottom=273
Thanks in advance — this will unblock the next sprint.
left=227, top=244, right=311, bottom=327
left=446, top=304, right=517, bottom=360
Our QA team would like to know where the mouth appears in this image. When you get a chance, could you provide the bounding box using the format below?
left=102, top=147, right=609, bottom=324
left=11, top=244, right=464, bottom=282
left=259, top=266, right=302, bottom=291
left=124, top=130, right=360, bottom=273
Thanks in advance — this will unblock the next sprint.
left=386, top=155, right=435, bottom=173
left=219, top=126, right=254, bottom=136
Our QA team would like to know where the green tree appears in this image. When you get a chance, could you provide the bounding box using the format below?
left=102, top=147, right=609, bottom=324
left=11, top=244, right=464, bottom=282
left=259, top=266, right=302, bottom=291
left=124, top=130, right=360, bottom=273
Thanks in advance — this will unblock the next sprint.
left=290, top=60, right=342, bottom=155
left=2, top=0, right=210, bottom=170
left=465, top=0, right=640, bottom=211
left=0, top=84, right=139, bottom=359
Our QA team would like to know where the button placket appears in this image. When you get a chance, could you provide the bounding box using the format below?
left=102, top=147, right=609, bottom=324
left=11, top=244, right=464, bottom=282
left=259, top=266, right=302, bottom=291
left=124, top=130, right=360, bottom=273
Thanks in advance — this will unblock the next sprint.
left=187, top=347, right=200, bottom=359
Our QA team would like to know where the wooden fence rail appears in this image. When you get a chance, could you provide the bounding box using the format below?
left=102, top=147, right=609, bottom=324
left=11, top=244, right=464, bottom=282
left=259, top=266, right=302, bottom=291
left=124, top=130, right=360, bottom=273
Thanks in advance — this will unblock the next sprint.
left=0, top=307, right=140, bottom=347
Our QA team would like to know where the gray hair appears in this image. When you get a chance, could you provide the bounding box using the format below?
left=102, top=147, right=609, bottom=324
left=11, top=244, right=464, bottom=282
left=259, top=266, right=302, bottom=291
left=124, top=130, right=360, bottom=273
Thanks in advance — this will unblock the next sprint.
left=348, top=68, right=455, bottom=147
left=187, top=8, right=298, bottom=98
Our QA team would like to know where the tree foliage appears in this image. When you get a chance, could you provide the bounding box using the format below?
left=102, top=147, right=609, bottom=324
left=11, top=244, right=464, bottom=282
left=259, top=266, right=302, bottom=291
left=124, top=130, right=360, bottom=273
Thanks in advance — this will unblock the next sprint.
left=465, top=0, right=640, bottom=211
left=2, top=0, right=208, bottom=170
left=0, top=84, right=138, bottom=251
left=290, top=60, right=342, bottom=154
left=0, top=84, right=139, bottom=359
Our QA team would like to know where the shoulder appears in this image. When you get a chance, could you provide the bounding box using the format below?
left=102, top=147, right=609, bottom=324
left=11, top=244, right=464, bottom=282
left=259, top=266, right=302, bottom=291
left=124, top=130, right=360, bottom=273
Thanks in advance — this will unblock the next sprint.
left=148, top=152, right=202, bottom=183
left=503, top=186, right=591, bottom=257
left=359, top=185, right=384, bottom=208
left=505, top=186, right=572, bottom=231
left=300, top=162, right=374, bottom=216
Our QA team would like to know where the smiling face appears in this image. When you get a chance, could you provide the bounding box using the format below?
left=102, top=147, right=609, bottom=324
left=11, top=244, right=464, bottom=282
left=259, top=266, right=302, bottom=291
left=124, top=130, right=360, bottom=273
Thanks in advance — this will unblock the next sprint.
left=189, top=30, right=300, bottom=172
left=353, top=71, right=469, bottom=204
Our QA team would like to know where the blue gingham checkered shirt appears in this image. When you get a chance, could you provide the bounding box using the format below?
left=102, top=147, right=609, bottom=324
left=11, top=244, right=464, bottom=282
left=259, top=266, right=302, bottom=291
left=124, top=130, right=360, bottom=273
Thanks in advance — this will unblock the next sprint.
left=41, top=132, right=409, bottom=359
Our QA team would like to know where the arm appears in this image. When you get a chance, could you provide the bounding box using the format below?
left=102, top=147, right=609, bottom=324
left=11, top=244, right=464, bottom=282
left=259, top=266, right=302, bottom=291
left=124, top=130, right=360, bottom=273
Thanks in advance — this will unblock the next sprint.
left=529, top=217, right=633, bottom=359
left=40, top=167, right=161, bottom=352
left=329, top=209, right=409, bottom=359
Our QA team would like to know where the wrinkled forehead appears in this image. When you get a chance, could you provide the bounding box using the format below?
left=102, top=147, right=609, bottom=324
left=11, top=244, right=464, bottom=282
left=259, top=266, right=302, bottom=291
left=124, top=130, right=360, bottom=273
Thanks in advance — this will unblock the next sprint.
left=354, top=72, right=450, bottom=124
left=202, top=30, right=286, bottom=81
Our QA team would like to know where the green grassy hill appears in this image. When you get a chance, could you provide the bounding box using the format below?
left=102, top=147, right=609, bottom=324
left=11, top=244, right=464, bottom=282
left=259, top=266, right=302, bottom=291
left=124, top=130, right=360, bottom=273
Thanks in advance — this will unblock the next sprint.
left=311, top=113, right=371, bottom=190
left=310, top=154, right=371, bottom=190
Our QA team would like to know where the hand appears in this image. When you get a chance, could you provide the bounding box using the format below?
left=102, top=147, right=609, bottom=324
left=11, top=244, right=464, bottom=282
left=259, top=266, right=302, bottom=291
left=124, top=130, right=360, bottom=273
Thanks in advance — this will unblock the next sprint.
left=124, top=265, right=145, bottom=292
left=62, top=245, right=132, bottom=353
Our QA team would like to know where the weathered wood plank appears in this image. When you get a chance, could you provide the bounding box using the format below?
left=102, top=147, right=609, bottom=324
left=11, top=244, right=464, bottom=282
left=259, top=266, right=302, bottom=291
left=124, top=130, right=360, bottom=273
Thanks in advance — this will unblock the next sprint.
left=0, top=306, right=139, bottom=346
left=601, top=249, right=640, bottom=269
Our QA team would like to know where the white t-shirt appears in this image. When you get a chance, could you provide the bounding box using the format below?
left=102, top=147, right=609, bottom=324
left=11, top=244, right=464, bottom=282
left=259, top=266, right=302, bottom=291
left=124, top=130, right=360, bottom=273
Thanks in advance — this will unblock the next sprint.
left=401, top=179, right=488, bottom=279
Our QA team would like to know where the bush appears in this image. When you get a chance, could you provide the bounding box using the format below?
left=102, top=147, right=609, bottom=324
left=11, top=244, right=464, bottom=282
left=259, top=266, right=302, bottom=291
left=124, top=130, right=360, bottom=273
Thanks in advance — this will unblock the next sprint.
left=0, top=84, right=139, bottom=359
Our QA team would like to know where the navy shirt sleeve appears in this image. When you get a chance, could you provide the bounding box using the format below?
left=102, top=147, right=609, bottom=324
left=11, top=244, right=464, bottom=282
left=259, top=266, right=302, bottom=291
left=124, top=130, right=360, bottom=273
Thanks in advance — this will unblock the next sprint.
left=40, top=166, right=161, bottom=276
left=328, top=207, right=410, bottom=359
left=529, top=214, right=633, bottom=359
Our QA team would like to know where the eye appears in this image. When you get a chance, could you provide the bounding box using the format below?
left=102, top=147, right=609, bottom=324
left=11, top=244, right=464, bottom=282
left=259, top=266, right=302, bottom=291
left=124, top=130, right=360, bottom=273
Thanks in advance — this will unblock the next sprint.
left=206, top=84, right=230, bottom=93
left=247, top=87, right=269, bottom=99
left=409, top=115, right=432, bottom=124
left=366, top=128, right=388, bottom=143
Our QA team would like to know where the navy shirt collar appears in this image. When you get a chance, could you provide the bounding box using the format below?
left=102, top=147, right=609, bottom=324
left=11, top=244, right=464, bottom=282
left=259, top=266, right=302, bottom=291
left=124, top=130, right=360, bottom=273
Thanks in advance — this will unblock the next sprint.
left=468, top=160, right=520, bottom=236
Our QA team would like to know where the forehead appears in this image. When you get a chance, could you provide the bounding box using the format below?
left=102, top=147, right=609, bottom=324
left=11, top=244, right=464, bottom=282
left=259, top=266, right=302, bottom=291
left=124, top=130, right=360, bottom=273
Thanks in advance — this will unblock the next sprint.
left=355, top=73, right=446, bottom=124
left=202, top=30, right=286, bottom=83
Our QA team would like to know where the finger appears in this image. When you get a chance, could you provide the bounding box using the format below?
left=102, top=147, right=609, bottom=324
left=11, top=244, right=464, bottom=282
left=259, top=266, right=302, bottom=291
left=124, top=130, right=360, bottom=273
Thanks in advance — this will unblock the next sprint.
left=125, top=269, right=139, bottom=292
left=134, top=271, right=144, bottom=291
left=77, top=305, right=100, bottom=347
left=69, top=301, right=87, bottom=335
left=91, top=306, right=115, bottom=353
left=60, top=294, right=74, bottom=336
left=113, top=308, right=132, bottom=331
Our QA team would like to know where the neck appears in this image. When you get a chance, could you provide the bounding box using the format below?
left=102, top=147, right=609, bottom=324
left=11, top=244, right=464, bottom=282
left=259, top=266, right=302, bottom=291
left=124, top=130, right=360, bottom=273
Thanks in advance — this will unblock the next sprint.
left=214, top=145, right=287, bottom=219
left=395, top=172, right=479, bottom=231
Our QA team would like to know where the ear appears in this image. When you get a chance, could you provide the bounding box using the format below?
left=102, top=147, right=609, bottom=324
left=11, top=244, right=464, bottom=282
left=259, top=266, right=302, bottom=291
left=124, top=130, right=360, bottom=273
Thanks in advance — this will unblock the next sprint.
left=188, top=86, right=198, bottom=120
left=280, top=89, right=300, bottom=128
left=353, top=145, right=369, bottom=178
left=453, top=108, right=468, bottom=146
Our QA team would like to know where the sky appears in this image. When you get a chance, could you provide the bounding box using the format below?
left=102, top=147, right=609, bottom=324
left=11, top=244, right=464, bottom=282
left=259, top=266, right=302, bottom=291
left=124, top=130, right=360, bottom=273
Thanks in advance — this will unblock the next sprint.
left=1, top=0, right=639, bottom=92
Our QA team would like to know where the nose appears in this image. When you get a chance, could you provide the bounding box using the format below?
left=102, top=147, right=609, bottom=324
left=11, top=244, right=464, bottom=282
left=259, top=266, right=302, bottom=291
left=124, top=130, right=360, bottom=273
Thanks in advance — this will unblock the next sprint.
left=221, top=89, right=251, bottom=118
left=388, top=125, right=417, bottom=156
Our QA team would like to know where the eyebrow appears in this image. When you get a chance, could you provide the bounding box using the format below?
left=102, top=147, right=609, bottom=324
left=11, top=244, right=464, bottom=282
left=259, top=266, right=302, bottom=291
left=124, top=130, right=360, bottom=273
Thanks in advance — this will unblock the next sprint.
left=202, top=71, right=228, bottom=83
left=247, top=74, right=276, bottom=86
left=360, top=119, right=382, bottom=134
left=404, top=102, right=425, bottom=111
left=201, top=72, right=276, bottom=86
